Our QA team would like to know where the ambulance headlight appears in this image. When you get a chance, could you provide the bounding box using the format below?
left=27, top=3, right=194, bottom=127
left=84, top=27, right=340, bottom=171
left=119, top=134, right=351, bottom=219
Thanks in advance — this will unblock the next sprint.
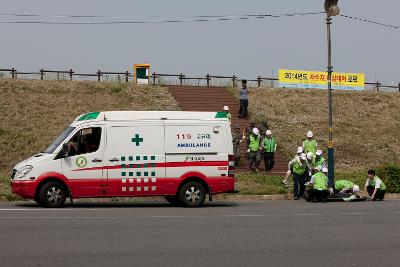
left=15, top=165, right=33, bottom=179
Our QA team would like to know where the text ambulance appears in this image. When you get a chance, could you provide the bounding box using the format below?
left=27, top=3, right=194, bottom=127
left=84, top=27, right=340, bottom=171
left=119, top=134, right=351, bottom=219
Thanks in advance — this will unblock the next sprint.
left=10, top=111, right=235, bottom=207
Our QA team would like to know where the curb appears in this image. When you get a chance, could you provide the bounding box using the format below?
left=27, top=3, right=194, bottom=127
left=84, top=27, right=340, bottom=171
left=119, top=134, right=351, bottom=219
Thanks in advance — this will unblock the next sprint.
left=214, top=193, right=400, bottom=201
left=213, top=194, right=292, bottom=201
left=2, top=193, right=400, bottom=203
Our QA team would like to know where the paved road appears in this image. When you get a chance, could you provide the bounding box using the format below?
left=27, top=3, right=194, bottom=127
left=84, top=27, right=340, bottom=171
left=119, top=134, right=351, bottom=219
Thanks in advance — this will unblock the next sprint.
left=1, top=199, right=400, bottom=267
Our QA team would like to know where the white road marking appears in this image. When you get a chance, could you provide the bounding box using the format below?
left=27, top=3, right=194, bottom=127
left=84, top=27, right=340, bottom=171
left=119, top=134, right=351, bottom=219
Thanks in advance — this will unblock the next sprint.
left=0, top=210, right=399, bottom=219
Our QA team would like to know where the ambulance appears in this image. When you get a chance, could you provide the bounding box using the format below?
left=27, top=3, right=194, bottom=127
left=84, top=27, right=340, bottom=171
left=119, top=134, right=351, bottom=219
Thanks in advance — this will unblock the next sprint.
left=10, top=111, right=235, bottom=207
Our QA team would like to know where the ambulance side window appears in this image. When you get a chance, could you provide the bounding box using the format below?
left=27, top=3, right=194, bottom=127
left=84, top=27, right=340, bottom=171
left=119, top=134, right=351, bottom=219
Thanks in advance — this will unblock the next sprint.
left=66, top=127, right=102, bottom=156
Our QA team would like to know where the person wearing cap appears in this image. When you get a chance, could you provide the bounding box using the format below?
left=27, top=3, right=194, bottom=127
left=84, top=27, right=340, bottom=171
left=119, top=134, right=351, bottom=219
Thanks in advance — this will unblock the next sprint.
left=334, top=180, right=358, bottom=194
left=223, top=105, right=232, bottom=122
left=291, top=153, right=309, bottom=200
left=238, top=79, right=249, bottom=118
left=306, top=167, right=329, bottom=202
left=232, top=125, right=243, bottom=167
left=305, top=152, right=315, bottom=182
left=303, top=131, right=318, bottom=155
left=364, top=169, right=386, bottom=201
left=243, top=122, right=256, bottom=148
left=262, top=129, right=277, bottom=172
left=248, top=127, right=261, bottom=172
left=313, top=150, right=326, bottom=169
left=282, top=146, right=304, bottom=185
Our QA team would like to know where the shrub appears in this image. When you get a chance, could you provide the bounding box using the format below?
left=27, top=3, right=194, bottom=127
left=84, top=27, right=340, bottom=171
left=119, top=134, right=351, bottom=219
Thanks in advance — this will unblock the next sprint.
left=376, top=164, right=400, bottom=193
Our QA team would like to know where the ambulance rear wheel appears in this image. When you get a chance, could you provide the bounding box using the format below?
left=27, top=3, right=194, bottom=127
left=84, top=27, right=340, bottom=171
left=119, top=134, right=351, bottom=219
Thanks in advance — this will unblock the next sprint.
left=165, top=195, right=179, bottom=205
left=38, top=181, right=67, bottom=208
left=178, top=181, right=206, bottom=207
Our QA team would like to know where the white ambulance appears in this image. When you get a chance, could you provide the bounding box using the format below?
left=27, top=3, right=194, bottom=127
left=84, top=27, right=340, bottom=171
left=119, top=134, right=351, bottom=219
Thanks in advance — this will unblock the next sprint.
left=11, top=111, right=235, bottom=207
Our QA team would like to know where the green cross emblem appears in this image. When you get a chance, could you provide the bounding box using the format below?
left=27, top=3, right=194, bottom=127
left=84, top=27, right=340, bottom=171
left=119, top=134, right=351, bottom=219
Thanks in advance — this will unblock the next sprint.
left=131, top=134, right=144, bottom=146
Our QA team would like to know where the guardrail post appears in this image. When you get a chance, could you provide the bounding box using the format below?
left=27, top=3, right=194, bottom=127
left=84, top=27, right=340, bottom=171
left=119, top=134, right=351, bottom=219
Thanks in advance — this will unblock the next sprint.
left=40, top=69, right=44, bottom=80
left=232, top=75, right=237, bottom=87
left=69, top=69, right=73, bottom=81
left=125, top=71, right=129, bottom=83
left=206, top=74, right=210, bottom=87
left=257, top=76, right=261, bottom=87
left=152, top=72, right=156, bottom=85
left=179, top=73, right=183, bottom=85
left=11, top=68, right=15, bottom=79
left=376, top=81, right=380, bottom=92
left=97, top=70, right=101, bottom=82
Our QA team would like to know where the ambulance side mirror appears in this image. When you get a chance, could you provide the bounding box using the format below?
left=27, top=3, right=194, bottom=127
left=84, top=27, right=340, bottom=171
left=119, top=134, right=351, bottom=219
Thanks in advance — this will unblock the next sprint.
left=62, top=143, right=70, bottom=157
left=54, top=143, right=70, bottom=160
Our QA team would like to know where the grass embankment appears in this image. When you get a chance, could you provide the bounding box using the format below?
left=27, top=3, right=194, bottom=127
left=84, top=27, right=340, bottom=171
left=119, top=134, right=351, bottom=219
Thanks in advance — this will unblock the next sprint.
left=230, top=86, right=400, bottom=170
left=0, top=78, right=180, bottom=200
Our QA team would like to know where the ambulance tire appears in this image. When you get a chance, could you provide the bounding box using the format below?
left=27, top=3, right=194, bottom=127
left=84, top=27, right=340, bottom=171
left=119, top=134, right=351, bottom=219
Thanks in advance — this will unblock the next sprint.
left=34, top=195, right=41, bottom=205
left=38, top=181, right=67, bottom=208
left=178, top=181, right=206, bottom=207
left=164, top=196, right=180, bottom=205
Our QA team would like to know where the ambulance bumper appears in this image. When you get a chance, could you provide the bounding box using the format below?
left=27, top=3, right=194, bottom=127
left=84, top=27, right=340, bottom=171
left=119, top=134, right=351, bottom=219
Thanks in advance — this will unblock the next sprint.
left=11, top=180, right=37, bottom=199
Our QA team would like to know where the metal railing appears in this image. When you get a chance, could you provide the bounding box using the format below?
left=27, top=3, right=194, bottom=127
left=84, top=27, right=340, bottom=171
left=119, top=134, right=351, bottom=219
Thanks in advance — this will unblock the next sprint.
left=1, top=67, right=399, bottom=92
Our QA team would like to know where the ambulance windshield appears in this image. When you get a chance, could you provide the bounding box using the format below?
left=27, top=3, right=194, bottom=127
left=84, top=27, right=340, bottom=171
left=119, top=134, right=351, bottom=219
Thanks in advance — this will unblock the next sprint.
left=45, top=126, right=75, bottom=153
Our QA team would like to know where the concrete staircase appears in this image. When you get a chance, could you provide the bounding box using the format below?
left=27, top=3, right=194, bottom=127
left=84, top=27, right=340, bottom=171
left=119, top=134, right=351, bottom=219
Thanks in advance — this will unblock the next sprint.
left=168, top=85, right=287, bottom=176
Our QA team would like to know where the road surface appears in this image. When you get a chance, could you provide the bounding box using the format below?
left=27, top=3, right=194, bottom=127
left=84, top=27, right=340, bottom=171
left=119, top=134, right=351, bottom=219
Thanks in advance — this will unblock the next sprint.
left=1, top=199, right=400, bottom=266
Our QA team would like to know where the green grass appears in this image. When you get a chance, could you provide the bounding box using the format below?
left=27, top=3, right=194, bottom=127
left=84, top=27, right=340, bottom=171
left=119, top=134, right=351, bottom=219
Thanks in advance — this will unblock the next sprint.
left=234, top=170, right=368, bottom=195
left=235, top=173, right=289, bottom=195
left=0, top=169, right=378, bottom=202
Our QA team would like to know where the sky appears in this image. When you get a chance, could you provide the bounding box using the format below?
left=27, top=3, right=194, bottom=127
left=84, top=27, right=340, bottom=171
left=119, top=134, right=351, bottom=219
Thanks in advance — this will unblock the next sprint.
left=1, top=0, right=399, bottom=84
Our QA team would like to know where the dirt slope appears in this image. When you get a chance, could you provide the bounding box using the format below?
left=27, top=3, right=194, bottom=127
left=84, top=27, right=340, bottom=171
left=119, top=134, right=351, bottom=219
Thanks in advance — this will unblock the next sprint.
left=246, top=87, right=400, bottom=170
left=0, top=79, right=179, bottom=171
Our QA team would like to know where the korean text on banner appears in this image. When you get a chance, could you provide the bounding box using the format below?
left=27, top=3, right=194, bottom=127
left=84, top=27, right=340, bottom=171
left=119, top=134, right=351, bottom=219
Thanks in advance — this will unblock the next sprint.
left=278, top=69, right=364, bottom=91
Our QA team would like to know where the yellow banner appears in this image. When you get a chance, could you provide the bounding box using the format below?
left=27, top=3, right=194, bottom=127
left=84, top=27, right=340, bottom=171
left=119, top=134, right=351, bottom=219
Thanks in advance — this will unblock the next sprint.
left=278, top=69, right=364, bottom=90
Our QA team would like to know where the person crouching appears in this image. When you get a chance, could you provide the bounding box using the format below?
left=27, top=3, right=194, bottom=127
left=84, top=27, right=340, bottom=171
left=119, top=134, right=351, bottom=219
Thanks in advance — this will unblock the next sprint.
left=306, top=167, right=329, bottom=202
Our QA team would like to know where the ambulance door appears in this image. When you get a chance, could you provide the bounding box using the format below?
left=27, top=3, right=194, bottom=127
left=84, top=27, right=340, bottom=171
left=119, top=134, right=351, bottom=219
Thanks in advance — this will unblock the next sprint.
left=106, top=122, right=165, bottom=196
left=164, top=121, right=228, bottom=195
left=61, top=125, right=106, bottom=197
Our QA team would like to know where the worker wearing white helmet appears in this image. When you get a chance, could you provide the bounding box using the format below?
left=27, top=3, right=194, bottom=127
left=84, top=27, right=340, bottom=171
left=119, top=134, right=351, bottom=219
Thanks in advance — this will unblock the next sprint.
left=297, top=146, right=304, bottom=155
left=262, top=129, right=277, bottom=173
left=247, top=127, right=261, bottom=172
left=305, top=152, right=315, bottom=180
left=282, top=147, right=305, bottom=185
left=313, top=149, right=326, bottom=170
left=303, top=130, right=318, bottom=155
left=283, top=151, right=309, bottom=200
left=306, top=167, right=329, bottom=202
left=223, top=105, right=231, bottom=122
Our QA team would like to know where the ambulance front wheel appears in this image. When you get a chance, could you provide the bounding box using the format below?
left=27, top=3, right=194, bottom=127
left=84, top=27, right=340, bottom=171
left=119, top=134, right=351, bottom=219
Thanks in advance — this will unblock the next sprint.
left=178, top=181, right=206, bottom=207
left=38, top=181, right=67, bottom=208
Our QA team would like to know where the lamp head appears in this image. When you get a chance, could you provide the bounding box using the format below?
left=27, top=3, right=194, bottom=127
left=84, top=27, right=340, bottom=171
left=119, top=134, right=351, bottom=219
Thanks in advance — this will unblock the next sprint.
left=324, top=0, right=340, bottom=17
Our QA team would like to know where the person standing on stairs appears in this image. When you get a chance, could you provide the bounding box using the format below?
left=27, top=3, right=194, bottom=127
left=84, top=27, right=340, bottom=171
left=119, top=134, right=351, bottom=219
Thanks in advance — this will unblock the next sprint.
left=248, top=127, right=261, bottom=173
left=238, top=79, right=249, bottom=118
left=262, top=130, right=277, bottom=173
left=223, top=105, right=232, bottom=122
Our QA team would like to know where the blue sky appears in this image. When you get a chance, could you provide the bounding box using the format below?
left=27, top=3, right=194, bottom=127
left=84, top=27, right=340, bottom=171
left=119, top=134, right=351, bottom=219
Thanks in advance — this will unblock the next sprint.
left=1, top=0, right=399, bottom=84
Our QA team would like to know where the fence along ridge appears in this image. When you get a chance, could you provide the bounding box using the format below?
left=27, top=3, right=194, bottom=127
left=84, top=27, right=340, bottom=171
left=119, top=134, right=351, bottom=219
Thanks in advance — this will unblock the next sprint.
left=0, top=67, right=399, bottom=92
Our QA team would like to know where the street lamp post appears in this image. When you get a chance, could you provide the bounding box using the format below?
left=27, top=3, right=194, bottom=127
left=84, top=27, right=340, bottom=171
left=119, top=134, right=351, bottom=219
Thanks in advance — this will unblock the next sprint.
left=324, top=0, right=340, bottom=188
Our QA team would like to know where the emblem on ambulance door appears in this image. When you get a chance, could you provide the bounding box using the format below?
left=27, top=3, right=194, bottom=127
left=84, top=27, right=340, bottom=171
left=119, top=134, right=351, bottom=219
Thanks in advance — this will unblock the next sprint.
left=76, top=156, right=88, bottom=168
